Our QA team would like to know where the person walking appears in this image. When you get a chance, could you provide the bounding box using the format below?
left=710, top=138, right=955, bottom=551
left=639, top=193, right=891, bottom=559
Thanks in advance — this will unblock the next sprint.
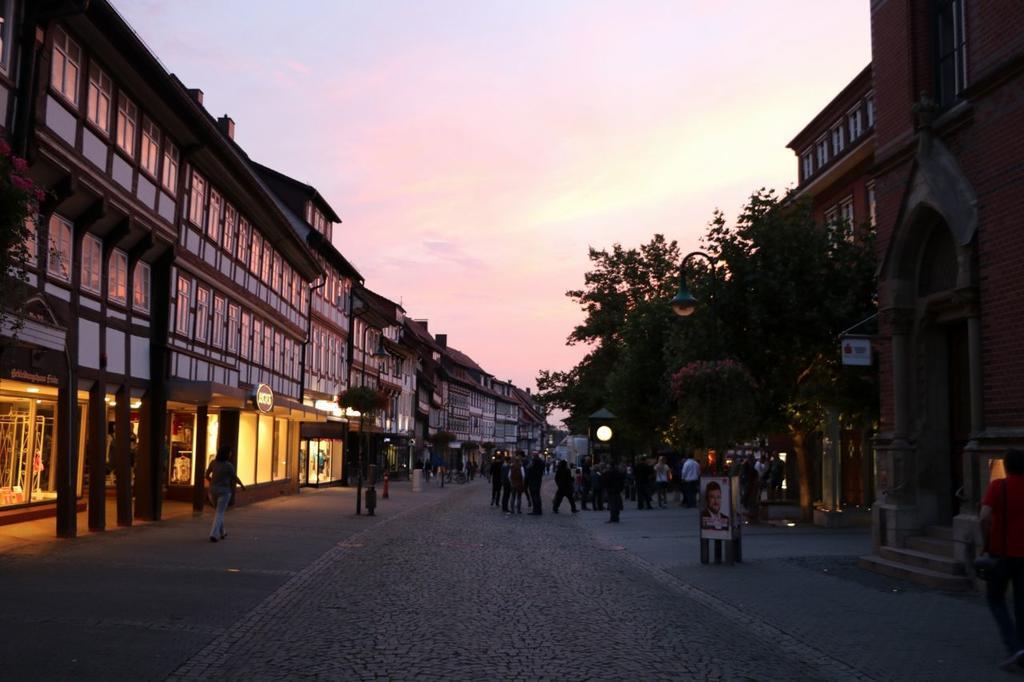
left=591, top=462, right=605, bottom=512
left=509, top=455, right=526, bottom=514
left=981, top=449, right=1024, bottom=672
left=500, top=455, right=513, bottom=513
left=605, top=462, right=625, bottom=523
left=654, top=456, right=672, bottom=508
left=681, top=453, right=700, bottom=508
left=552, top=460, right=578, bottom=513
left=581, top=456, right=593, bottom=511
left=527, top=452, right=545, bottom=515
left=768, top=452, right=785, bottom=500
left=490, top=456, right=503, bottom=507
left=635, top=457, right=653, bottom=510
left=205, top=445, right=245, bottom=543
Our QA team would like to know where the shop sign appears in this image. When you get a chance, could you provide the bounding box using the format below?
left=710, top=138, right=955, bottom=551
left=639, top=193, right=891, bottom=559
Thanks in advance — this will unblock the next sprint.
left=840, top=336, right=872, bottom=366
left=8, top=368, right=59, bottom=386
left=254, top=383, right=275, bottom=413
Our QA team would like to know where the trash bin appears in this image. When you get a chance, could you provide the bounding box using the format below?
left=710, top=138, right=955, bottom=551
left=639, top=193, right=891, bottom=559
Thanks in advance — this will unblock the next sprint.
left=412, top=468, right=423, bottom=492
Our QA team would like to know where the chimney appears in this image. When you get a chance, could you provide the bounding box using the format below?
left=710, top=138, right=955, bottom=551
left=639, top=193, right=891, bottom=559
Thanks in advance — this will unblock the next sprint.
left=435, top=334, right=447, bottom=348
left=186, top=88, right=204, bottom=106
left=217, top=115, right=235, bottom=140
left=526, top=388, right=531, bottom=395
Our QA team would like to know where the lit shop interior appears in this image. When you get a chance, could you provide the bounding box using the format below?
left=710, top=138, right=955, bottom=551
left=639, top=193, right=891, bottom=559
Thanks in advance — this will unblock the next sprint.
left=0, top=379, right=86, bottom=511
left=166, top=405, right=291, bottom=499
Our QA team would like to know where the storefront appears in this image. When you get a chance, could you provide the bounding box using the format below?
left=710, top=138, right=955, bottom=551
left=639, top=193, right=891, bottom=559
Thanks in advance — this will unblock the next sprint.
left=165, top=382, right=305, bottom=506
left=298, top=420, right=347, bottom=487
left=0, top=372, right=86, bottom=520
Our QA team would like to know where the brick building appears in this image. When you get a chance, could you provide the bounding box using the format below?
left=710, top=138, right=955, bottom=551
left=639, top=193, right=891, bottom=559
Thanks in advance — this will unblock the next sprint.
left=867, top=0, right=1024, bottom=582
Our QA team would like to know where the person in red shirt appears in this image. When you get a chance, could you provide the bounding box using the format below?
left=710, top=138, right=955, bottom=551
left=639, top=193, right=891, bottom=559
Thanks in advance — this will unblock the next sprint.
left=981, top=448, right=1024, bottom=671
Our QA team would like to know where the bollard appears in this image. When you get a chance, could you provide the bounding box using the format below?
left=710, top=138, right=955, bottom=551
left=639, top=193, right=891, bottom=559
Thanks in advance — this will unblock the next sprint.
left=383, top=472, right=390, bottom=499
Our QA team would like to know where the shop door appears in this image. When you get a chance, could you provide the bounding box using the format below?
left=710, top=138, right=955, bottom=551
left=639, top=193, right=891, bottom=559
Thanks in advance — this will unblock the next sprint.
left=947, top=322, right=970, bottom=518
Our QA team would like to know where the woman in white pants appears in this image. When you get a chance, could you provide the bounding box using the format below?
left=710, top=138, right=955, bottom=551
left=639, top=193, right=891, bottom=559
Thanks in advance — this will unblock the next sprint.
left=205, top=445, right=245, bottom=542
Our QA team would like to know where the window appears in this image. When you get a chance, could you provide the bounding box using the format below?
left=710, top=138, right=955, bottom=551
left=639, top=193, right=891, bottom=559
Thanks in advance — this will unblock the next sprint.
left=207, top=190, right=222, bottom=241
left=824, top=205, right=839, bottom=227
left=236, top=217, right=250, bottom=264
left=194, top=287, right=210, bottom=342
left=261, top=241, right=272, bottom=283
left=866, top=181, right=877, bottom=229
left=211, top=295, right=225, bottom=348
left=227, top=303, right=240, bottom=353
left=81, top=235, right=102, bottom=293
left=133, top=262, right=151, bottom=312
left=273, top=253, right=282, bottom=292
left=175, top=276, right=191, bottom=334
left=815, top=136, right=829, bottom=168
left=223, top=205, right=236, bottom=256
left=935, top=0, right=967, bottom=108
left=240, top=310, right=251, bottom=358
left=263, top=324, right=272, bottom=367
left=108, top=250, right=128, bottom=303
left=250, top=232, right=262, bottom=274
left=162, top=142, right=179, bottom=194
left=51, top=26, right=81, bottom=105
left=847, top=107, right=863, bottom=141
left=47, top=214, right=73, bottom=281
left=830, top=124, right=845, bottom=155
left=273, top=331, right=282, bottom=372
left=252, top=318, right=263, bottom=365
left=0, top=0, right=12, bottom=73
left=116, top=95, right=138, bottom=158
left=866, top=96, right=875, bottom=129
left=140, top=117, right=160, bottom=177
left=86, top=64, right=112, bottom=134
left=840, top=196, right=855, bottom=227
left=24, top=217, right=37, bottom=265
left=189, top=171, right=206, bottom=226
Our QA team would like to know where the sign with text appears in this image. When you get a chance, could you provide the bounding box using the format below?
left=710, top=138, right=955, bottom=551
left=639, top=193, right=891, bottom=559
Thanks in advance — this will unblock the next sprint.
left=841, top=336, right=872, bottom=366
left=254, top=383, right=275, bottom=413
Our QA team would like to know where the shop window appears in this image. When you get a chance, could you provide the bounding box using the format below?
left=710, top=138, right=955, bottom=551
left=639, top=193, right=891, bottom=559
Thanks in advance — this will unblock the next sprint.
left=51, top=26, right=81, bottom=106
left=0, top=393, right=84, bottom=508
left=237, top=413, right=257, bottom=486
left=256, top=414, right=273, bottom=483
left=273, top=418, right=287, bottom=481
left=47, top=214, right=73, bottom=282
left=108, top=249, right=128, bottom=303
left=168, top=413, right=195, bottom=486
left=133, top=262, right=151, bottom=312
left=87, top=63, right=112, bottom=135
left=81, top=234, right=103, bottom=293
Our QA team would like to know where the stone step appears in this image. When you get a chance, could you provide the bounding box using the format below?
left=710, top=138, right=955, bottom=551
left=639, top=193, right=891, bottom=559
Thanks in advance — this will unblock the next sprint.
left=905, top=535, right=955, bottom=558
left=858, top=555, right=973, bottom=591
left=878, top=546, right=966, bottom=575
left=926, top=525, right=953, bottom=541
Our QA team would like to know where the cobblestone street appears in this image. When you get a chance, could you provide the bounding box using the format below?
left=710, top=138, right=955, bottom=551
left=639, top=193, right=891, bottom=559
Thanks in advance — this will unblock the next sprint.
left=0, top=479, right=1010, bottom=681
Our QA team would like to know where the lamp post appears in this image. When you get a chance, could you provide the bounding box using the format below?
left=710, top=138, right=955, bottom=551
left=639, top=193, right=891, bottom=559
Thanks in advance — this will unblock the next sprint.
left=355, top=323, right=389, bottom=516
left=670, top=250, right=721, bottom=471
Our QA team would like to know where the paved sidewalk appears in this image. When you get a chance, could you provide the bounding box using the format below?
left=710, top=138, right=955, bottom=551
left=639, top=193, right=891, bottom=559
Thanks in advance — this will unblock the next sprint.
left=577, top=493, right=1007, bottom=681
left=0, top=479, right=453, bottom=680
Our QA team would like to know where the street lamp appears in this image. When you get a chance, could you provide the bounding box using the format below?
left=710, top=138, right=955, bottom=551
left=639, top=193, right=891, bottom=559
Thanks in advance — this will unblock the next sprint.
left=355, top=323, right=390, bottom=516
left=670, top=250, right=722, bottom=471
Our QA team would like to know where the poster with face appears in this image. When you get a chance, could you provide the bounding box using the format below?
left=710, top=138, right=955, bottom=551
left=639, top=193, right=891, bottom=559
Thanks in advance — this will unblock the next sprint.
left=700, top=476, right=732, bottom=540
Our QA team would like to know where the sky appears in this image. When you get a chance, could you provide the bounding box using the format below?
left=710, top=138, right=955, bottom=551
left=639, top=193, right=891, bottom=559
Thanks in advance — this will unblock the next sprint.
left=113, top=0, right=871, bottom=396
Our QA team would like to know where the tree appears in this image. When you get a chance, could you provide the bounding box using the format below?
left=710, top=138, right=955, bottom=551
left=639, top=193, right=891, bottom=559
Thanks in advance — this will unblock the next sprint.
left=338, top=386, right=389, bottom=476
left=669, top=359, right=759, bottom=459
left=0, top=138, right=45, bottom=339
left=536, top=235, right=682, bottom=450
left=693, top=189, right=877, bottom=518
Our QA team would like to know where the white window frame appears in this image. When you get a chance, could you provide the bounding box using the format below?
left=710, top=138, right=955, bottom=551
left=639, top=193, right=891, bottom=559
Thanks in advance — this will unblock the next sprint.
left=133, top=262, right=151, bottom=312
left=236, top=218, right=250, bottom=264
left=222, top=204, right=236, bottom=256
left=175, top=276, right=191, bottom=335
left=51, top=26, right=81, bottom=106
left=207, top=189, right=222, bottom=242
left=108, top=249, right=128, bottom=303
left=189, top=171, right=206, bottom=226
left=47, top=214, right=73, bottom=282
left=212, top=294, right=225, bottom=348
left=227, top=303, right=240, bottom=353
left=0, top=0, right=13, bottom=74
left=86, top=63, right=112, bottom=135
left=194, top=286, right=210, bottom=343
left=830, top=123, right=845, bottom=155
left=840, top=196, right=855, bottom=226
left=140, top=117, right=160, bottom=177
left=81, top=234, right=103, bottom=293
left=866, top=181, right=877, bottom=229
left=815, top=136, right=829, bottom=168
left=116, top=95, right=138, bottom=158
left=865, top=95, right=875, bottom=128
left=848, top=107, right=863, bottom=141
left=162, top=142, right=179, bottom=194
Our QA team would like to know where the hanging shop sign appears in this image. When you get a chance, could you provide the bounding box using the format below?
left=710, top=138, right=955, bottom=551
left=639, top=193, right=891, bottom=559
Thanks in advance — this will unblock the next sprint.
left=254, top=383, right=275, bottom=413
left=840, top=336, right=872, bottom=366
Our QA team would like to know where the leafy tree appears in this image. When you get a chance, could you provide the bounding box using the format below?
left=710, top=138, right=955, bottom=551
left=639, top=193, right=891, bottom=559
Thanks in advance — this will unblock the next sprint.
left=669, top=359, right=758, bottom=459
left=536, top=235, right=681, bottom=451
left=693, top=189, right=877, bottom=517
left=1, top=138, right=45, bottom=338
left=338, top=387, right=389, bottom=478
